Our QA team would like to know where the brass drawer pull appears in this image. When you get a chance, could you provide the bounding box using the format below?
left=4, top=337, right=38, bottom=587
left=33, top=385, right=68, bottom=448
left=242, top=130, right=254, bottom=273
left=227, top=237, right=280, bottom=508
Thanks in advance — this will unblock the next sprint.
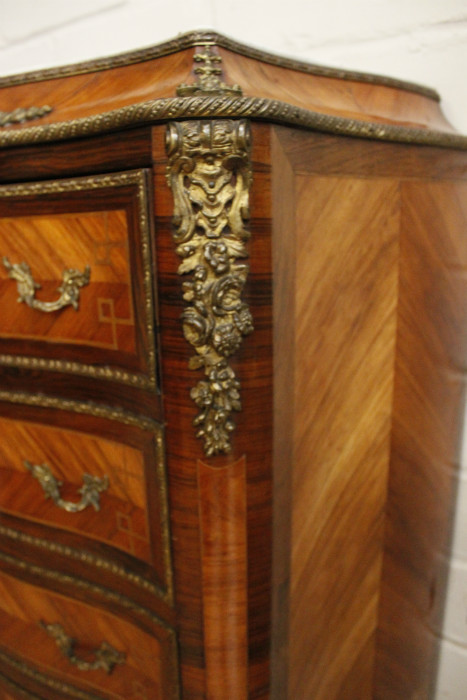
left=25, top=460, right=109, bottom=513
left=2, top=257, right=90, bottom=312
left=40, top=621, right=125, bottom=674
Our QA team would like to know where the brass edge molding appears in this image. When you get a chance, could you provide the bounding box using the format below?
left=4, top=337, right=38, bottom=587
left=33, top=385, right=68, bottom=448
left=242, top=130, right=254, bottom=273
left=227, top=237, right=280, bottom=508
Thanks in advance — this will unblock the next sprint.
left=166, top=120, right=254, bottom=456
left=0, top=548, right=177, bottom=636
left=0, top=170, right=158, bottom=391
left=0, top=354, right=151, bottom=389
left=0, top=95, right=465, bottom=150
left=155, top=429, right=173, bottom=600
left=0, top=391, right=173, bottom=603
left=0, top=651, right=103, bottom=700
left=0, top=523, right=164, bottom=599
left=0, top=389, right=156, bottom=431
left=0, top=30, right=438, bottom=100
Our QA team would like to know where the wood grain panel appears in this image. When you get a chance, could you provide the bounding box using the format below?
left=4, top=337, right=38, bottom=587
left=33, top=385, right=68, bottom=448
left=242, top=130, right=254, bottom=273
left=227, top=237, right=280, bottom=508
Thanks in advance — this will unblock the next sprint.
left=0, top=417, right=151, bottom=562
left=0, top=128, right=154, bottom=185
left=274, top=127, right=467, bottom=182
left=375, top=181, right=467, bottom=699
left=270, top=127, right=296, bottom=699
left=198, top=457, right=248, bottom=699
left=220, top=50, right=453, bottom=132
left=289, top=175, right=399, bottom=698
left=0, top=49, right=194, bottom=125
left=0, top=569, right=178, bottom=699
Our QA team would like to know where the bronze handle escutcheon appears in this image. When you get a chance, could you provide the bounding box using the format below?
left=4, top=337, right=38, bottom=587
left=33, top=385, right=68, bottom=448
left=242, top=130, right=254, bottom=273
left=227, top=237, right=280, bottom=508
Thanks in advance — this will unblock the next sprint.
left=2, top=256, right=90, bottom=312
left=25, top=460, right=108, bottom=513
left=40, top=621, right=125, bottom=674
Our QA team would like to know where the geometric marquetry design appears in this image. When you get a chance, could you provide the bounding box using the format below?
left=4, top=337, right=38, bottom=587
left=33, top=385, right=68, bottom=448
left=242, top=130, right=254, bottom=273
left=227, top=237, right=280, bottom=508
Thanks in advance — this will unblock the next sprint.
left=117, top=511, right=149, bottom=559
left=98, top=297, right=135, bottom=351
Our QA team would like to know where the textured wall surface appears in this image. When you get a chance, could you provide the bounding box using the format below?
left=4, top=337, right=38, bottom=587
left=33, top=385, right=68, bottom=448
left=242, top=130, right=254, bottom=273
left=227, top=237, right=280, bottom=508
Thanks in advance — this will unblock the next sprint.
left=0, top=1, right=466, bottom=697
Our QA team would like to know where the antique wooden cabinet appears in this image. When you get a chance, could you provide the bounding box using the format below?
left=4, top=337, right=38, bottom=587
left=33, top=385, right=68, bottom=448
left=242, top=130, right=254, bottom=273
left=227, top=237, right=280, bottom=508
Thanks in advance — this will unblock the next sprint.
left=0, top=31, right=466, bottom=700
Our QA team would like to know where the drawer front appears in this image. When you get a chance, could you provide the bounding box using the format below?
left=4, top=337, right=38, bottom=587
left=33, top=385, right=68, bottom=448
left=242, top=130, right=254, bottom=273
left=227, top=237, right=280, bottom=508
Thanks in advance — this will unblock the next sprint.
left=0, top=171, right=157, bottom=390
left=0, top=413, right=170, bottom=597
left=0, top=570, right=178, bottom=700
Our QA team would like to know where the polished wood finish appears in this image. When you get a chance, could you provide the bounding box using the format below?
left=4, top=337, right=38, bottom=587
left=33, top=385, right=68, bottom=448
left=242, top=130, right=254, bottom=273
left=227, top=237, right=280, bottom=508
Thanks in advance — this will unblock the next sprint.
left=0, top=570, right=178, bottom=699
left=0, top=416, right=151, bottom=561
left=0, top=209, right=134, bottom=350
left=0, top=33, right=465, bottom=700
left=198, top=457, right=248, bottom=699
left=270, top=125, right=467, bottom=699
left=0, top=35, right=454, bottom=135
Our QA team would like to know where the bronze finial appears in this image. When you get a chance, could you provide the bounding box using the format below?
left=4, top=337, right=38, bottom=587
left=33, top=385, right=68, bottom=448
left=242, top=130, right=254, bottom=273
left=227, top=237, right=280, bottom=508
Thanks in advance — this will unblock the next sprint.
left=176, top=45, right=242, bottom=97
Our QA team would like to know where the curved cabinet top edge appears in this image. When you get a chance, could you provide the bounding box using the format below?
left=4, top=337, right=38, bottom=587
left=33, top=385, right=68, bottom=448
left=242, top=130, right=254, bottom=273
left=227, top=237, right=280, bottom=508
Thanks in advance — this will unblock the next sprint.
left=0, top=30, right=465, bottom=149
left=0, top=95, right=466, bottom=151
left=0, top=29, right=439, bottom=100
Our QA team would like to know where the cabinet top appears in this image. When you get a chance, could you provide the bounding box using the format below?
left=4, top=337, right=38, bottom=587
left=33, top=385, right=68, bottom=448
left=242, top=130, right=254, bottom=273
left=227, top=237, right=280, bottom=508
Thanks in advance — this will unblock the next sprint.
left=0, top=30, right=465, bottom=150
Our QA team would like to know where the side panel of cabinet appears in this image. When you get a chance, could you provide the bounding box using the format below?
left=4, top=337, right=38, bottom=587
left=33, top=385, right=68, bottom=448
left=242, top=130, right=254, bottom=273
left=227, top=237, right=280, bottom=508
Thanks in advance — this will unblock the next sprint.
left=375, top=179, right=467, bottom=699
left=271, top=126, right=467, bottom=699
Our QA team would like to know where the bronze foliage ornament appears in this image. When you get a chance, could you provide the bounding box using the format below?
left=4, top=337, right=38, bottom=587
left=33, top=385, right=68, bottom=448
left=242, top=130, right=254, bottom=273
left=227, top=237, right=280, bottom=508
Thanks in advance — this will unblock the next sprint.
left=166, top=119, right=253, bottom=456
left=0, top=105, right=52, bottom=127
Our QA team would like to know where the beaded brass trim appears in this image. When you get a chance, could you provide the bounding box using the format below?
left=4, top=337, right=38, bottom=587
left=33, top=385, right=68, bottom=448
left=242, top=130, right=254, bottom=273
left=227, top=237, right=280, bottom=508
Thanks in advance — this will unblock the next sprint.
left=0, top=170, right=157, bottom=390
left=0, top=660, right=99, bottom=699
left=0, top=548, right=177, bottom=634
left=0, top=523, right=163, bottom=598
left=0, top=391, right=173, bottom=603
left=0, top=30, right=438, bottom=100
left=0, top=95, right=465, bottom=150
left=0, top=354, right=150, bottom=388
left=0, top=389, right=155, bottom=430
left=166, top=120, right=253, bottom=456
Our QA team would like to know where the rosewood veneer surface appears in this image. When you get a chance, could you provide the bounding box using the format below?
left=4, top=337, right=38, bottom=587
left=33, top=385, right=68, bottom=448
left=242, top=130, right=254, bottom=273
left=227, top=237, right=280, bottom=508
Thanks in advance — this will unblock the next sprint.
left=0, top=30, right=465, bottom=700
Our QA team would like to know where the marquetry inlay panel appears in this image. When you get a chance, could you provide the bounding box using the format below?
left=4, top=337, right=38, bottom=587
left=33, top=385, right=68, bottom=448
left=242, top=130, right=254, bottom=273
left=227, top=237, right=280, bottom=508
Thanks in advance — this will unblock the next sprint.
left=0, top=570, right=179, bottom=700
left=0, top=171, right=157, bottom=389
left=0, top=209, right=135, bottom=350
left=0, top=414, right=170, bottom=574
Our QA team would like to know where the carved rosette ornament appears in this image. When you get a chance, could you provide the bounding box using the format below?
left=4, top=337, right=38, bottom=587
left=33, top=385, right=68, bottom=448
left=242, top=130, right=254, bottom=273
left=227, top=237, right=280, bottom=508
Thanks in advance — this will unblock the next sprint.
left=166, top=119, right=253, bottom=456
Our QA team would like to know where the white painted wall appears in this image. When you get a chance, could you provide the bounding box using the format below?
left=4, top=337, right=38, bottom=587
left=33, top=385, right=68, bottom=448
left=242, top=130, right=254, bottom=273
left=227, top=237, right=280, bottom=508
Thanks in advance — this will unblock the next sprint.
left=0, top=1, right=466, bottom=697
